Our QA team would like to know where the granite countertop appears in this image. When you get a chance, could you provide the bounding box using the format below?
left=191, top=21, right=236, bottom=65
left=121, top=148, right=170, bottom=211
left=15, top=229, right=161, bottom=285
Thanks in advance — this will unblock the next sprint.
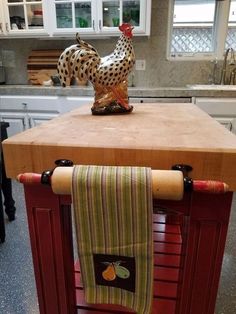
left=1, top=85, right=236, bottom=98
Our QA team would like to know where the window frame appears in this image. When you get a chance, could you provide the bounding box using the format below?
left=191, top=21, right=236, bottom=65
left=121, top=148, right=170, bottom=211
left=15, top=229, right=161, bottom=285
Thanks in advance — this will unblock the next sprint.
left=167, top=0, right=231, bottom=61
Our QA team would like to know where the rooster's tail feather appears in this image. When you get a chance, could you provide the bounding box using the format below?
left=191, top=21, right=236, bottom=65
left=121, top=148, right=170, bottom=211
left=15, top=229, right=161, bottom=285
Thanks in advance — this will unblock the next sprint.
left=58, top=34, right=100, bottom=87
left=57, top=44, right=81, bottom=87
left=76, top=33, right=98, bottom=54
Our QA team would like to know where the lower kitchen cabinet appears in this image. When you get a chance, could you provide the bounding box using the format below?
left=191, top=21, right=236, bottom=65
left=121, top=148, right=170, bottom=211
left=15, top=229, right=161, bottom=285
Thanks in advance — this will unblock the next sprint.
left=0, top=113, right=28, bottom=137
left=1, top=95, right=236, bottom=136
left=130, top=96, right=236, bottom=135
left=0, top=95, right=94, bottom=136
left=28, top=113, right=60, bottom=128
left=129, top=97, right=192, bottom=103
left=0, top=112, right=60, bottom=137
left=193, top=97, right=236, bottom=135
left=0, top=95, right=61, bottom=136
left=59, top=96, right=94, bottom=113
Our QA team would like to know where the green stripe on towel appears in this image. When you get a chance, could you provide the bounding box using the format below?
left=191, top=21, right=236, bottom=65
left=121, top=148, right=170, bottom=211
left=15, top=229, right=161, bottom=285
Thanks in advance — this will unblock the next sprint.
left=72, top=165, right=153, bottom=313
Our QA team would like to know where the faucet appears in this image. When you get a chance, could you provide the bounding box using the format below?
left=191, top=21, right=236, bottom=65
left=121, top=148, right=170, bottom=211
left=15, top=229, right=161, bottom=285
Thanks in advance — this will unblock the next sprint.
left=209, top=58, right=218, bottom=84
left=229, top=68, right=236, bottom=85
left=220, top=48, right=235, bottom=85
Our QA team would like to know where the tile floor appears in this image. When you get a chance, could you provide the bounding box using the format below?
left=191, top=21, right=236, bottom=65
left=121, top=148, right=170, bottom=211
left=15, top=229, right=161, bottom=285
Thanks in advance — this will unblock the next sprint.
left=0, top=181, right=236, bottom=314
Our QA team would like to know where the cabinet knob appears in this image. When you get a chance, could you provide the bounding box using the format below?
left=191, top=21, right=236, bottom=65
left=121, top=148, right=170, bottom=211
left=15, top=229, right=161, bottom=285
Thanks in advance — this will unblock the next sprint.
left=22, top=102, right=28, bottom=109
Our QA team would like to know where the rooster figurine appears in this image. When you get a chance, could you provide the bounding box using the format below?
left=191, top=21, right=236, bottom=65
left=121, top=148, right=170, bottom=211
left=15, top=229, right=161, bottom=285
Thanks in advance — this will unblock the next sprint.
left=57, top=23, right=135, bottom=115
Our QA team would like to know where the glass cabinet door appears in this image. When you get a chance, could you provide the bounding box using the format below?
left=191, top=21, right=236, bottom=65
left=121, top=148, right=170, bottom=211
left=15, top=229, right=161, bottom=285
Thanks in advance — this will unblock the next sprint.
left=102, top=1, right=120, bottom=28
left=6, top=0, right=44, bottom=31
left=55, top=2, right=73, bottom=28
left=122, top=0, right=140, bottom=27
left=54, top=0, right=92, bottom=30
left=101, top=0, right=141, bottom=31
left=75, top=2, right=92, bottom=28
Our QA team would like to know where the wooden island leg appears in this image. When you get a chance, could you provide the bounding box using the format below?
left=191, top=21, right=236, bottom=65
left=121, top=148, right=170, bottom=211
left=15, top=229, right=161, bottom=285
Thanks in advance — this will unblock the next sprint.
left=23, top=184, right=76, bottom=314
left=177, top=192, right=233, bottom=314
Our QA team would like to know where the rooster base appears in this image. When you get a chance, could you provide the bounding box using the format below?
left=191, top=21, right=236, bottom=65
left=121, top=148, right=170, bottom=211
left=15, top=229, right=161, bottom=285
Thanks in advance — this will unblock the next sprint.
left=57, top=23, right=135, bottom=115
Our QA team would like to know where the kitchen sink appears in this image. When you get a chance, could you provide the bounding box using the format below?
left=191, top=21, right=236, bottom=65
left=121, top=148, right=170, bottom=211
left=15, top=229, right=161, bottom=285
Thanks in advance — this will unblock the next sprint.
left=187, top=84, right=236, bottom=90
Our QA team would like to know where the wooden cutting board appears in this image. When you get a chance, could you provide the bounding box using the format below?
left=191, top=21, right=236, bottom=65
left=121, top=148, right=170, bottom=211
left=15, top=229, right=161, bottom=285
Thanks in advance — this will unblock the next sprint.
left=27, top=49, right=88, bottom=86
left=3, top=103, right=236, bottom=190
left=27, top=50, right=62, bottom=85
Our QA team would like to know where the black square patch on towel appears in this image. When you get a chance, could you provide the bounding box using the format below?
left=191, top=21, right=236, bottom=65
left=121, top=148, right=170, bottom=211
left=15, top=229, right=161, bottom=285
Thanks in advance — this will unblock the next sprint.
left=93, top=253, right=136, bottom=292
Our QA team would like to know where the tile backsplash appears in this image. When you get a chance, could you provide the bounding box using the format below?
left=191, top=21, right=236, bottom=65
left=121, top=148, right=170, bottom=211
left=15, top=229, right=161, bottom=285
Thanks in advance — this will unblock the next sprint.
left=0, top=0, right=219, bottom=87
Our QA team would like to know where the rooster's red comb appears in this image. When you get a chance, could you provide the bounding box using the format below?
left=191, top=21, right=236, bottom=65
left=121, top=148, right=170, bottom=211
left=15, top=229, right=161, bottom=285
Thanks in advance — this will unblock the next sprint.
left=119, top=23, right=134, bottom=38
left=119, top=23, right=133, bottom=32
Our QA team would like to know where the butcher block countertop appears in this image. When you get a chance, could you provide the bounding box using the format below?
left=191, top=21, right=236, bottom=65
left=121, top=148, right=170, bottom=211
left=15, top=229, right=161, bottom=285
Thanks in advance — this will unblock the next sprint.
left=3, top=103, right=236, bottom=191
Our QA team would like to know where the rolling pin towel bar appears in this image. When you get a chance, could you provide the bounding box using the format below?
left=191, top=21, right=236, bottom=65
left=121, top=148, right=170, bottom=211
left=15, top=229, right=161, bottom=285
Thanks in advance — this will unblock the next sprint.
left=17, top=163, right=229, bottom=199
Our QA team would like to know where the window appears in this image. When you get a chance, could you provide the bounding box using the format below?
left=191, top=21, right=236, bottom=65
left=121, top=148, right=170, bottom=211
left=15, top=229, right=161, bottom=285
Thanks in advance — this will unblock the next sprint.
left=226, top=0, right=236, bottom=49
left=168, top=0, right=234, bottom=60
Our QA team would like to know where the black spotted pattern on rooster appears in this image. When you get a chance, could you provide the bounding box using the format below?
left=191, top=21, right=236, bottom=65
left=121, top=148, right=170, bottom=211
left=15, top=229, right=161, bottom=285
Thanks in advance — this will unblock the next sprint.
left=57, top=29, right=135, bottom=88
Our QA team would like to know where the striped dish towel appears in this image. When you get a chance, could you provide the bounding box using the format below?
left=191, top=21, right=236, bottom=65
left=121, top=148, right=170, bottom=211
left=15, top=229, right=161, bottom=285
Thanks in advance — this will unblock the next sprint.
left=72, top=165, right=153, bottom=313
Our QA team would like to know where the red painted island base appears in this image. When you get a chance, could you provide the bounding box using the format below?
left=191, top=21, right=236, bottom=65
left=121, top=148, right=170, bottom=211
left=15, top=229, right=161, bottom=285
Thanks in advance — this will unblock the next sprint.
left=23, top=183, right=233, bottom=314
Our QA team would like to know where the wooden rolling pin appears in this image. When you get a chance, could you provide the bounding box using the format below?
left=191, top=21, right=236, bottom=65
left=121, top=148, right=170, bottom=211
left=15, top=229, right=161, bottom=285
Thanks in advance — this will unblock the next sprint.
left=17, top=166, right=229, bottom=201
left=52, top=167, right=184, bottom=200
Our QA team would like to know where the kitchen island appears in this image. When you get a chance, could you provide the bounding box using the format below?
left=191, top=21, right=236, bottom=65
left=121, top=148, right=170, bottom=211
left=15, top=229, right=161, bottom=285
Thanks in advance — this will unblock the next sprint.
left=3, top=103, right=236, bottom=314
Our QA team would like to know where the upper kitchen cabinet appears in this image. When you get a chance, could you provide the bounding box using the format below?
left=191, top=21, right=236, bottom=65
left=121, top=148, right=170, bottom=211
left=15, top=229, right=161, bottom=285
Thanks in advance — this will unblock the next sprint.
left=1, top=0, right=49, bottom=37
left=0, top=2, right=7, bottom=36
left=47, top=0, right=95, bottom=34
left=47, top=0, right=152, bottom=37
left=98, top=0, right=151, bottom=35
